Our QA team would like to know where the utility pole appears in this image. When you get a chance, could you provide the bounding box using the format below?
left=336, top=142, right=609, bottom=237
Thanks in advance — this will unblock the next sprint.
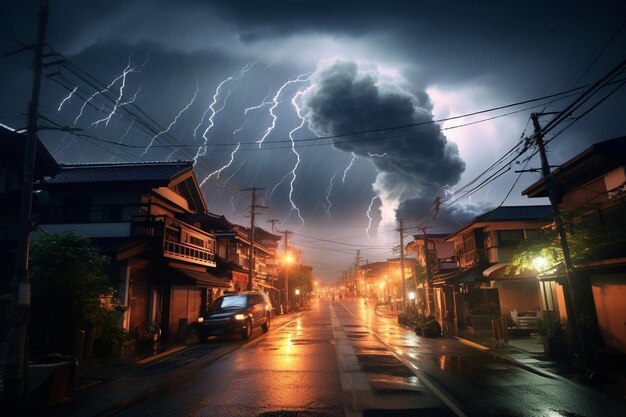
left=398, top=219, right=407, bottom=311
left=282, top=230, right=292, bottom=308
left=242, top=187, right=268, bottom=291
left=267, top=218, right=280, bottom=233
left=421, top=227, right=435, bottom=316
left=4, top=5, right=48, bottom=405
left=531, top=112, right=587, bottom=364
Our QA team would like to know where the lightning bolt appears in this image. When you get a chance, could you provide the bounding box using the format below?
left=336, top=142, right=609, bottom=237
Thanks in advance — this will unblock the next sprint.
left=366, top=195, right=381, bottom=239
left=285, top=88, right=309, bottom=227
left=193, top=62, right=255, bottom=162
left=243, top=89, right=273, bottom=115
left=141, top=82, right=199, bottom=157
left=200, top=143, right=241, bottom=186
left=256, top=73, right=310, bottom=148
left=57, top=86, right=77, bottom=112
left=269, top=172, right=290, bottom=201
left=108, top=120, right=135, bottom=162
left=74, top=52, right=148, bottom=126
left=342, top=152, right=357, bottom=183
left=368, top=152, right=387, bottom=158
left=324, top=171, right=339, bottom=224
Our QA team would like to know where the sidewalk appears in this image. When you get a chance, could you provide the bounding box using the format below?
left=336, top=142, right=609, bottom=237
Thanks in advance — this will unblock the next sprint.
left=374, top=303, right=626, bottom=401
left=15, top=308, right=306, bottom=416
left=456, top=331, right=626, bottom=400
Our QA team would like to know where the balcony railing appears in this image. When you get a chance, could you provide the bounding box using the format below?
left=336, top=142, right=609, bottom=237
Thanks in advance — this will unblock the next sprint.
left=132, top=215, right=216, bottom=267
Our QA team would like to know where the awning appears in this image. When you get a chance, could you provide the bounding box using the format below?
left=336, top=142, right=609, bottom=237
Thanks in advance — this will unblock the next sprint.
left=433, top=265, right=487, bottom=286
left=482, top=263, right=537, bottom=280
left=168, top=266, right=231, bottom=288
left=256, top=281, right=280, bottom=291
left=537, top=263, right=567, bottom=282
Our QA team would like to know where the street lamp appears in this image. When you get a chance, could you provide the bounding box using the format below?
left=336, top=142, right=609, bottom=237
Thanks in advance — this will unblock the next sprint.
left=533, top=256, right=553, bottom=336
left=295, top=289, right=300, bottom=306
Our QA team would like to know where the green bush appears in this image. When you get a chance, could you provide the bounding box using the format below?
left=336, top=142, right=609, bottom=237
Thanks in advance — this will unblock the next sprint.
left=29, top=232, right=126, bottom=357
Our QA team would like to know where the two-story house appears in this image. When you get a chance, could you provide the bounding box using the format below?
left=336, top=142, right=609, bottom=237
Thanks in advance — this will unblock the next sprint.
left=443, top=206, right=552, bottom=333
left=191, top=212, right=281, bottom=302
left=36, top=161, right=227, bottom=340
left=406, top=234, right=457, bottom=324
left=523, top=136, right=626, bottom=354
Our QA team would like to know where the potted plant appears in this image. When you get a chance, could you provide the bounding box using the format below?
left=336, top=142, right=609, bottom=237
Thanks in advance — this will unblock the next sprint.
left=538, top=318, right=569, bottom=357
left=415, top=315, right=441, bottom=337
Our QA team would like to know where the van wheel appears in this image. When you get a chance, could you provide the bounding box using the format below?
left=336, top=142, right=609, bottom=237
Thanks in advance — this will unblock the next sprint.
left=242, top=318, right=252, bottom=340
left=262, top=314, right=270, bottom=332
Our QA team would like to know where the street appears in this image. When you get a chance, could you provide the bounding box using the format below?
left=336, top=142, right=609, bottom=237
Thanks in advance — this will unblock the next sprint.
left=61, top=298, right=624, bottom=417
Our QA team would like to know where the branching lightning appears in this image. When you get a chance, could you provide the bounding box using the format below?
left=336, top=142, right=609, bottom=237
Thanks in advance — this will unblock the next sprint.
left=366, top=194, right=381, bottom=239
left=255, top=73, right=310, bottom=148
left=200, top=142, right=241, bottom=187
left=141, top=82, right=199, bottom=157
left=193, top=62, right=255, bottom=162
left=284, top=88, right=311, bottom=227
left=324, top=171, right=339, bottom=224
left=342, top=152, right=357, bottom=183
left=74, top=52, right=148, bottom=126
left=57, top=86, right=77, bottom=112
left=243, top=89, right=273, bottom=115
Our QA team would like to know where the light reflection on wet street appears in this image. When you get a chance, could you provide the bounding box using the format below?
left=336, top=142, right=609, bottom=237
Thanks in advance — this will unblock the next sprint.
left=338, top=298, right=626, bottom=417
left=113, top=298, right=625, bottom=417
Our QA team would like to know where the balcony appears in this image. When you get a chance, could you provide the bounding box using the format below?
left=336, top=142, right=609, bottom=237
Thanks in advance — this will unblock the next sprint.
left=132, top=215, right=216, bottom=267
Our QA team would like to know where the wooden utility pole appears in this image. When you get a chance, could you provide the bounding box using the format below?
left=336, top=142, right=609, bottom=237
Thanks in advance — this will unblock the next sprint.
left=267, top=218, right=280, bottom=232
left=421, top=227, right=435, bottom=316
left=242, top=187, right=267, bottom=291
left=4, top=5, right=48, bottom=405
left=531, top=112, right=587, bottom=364
left=398, top=219, right=407, bottom=311
left=282, top=230, right=292, bottom=307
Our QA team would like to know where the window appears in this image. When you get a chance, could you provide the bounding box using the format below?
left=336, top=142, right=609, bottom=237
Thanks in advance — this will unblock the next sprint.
left=215, top=295, right=247, bottom=308
left=497, top=230, right=524, bottom=247
left=462, top=232, right=475, bottom=253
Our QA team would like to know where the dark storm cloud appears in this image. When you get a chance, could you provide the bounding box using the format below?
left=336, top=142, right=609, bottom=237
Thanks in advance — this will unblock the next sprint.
left=396, top=196, right=492, bottom=234
left=302, top=60, right=465, bottom=216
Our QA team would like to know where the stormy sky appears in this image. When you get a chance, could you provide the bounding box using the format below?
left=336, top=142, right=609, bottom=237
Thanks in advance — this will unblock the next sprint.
left=1, top=1, right=625, bottom=282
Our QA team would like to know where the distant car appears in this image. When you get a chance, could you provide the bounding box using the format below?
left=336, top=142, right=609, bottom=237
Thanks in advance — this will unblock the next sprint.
left=197, top=291, right=272, bottom=342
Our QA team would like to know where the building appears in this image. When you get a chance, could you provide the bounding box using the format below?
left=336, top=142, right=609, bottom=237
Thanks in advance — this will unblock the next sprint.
left=406, top=233, right=457, bottom=323
left=36, top=161, right=227, bottom=340
left=0, top=125, right=59, bottom=346
left=523, top=136, right=626, bottom=354
left=442, top=206, right=553, bottom=334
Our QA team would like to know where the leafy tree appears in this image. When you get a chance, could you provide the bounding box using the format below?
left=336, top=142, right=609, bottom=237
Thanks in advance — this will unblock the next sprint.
left=288, top=266, right=313, bottom=302
left=29, top=231, right=125, bottom=356
left=508, top=193, right=626, bottom=274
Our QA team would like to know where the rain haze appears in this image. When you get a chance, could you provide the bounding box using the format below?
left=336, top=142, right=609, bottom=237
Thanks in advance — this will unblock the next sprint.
left=2, top=0, right=626, bottom=282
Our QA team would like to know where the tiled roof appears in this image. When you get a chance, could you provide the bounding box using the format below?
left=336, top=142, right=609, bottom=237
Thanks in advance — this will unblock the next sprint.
left=45, top=161, right=192, bottom=185
left=474, top=205, right=552, bottom=222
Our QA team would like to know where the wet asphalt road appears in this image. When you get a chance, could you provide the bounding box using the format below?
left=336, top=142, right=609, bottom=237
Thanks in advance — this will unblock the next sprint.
left=113, top=298, right=625, bottom=417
